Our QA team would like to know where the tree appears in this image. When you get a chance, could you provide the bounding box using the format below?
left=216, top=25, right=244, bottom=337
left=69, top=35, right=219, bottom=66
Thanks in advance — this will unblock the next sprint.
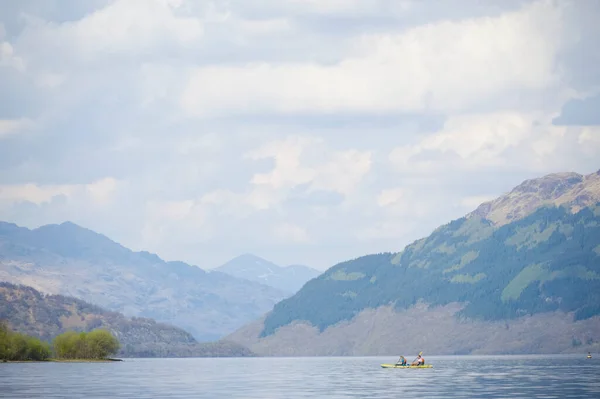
left=0, top=321, right=9, bottom=360
left=52, top=329, right=120, bottom=359
left=0, top=321, right=50, bottom=361
left=87, top=329, right=120, bottom=358
left=52, top=331, right=81, bottom=359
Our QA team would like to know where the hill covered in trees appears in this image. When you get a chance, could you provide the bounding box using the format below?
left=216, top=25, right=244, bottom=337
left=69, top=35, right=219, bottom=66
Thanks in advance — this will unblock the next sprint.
left=0, top=282, right=254, bottom=358
left=227, top=169, right=600, bottom=356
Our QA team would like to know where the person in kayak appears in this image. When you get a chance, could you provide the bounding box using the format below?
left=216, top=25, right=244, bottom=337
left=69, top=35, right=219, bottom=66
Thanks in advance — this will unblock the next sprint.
left=412, top=354, right=424, bottom=366
left=396, top=356, right=407, bottom=366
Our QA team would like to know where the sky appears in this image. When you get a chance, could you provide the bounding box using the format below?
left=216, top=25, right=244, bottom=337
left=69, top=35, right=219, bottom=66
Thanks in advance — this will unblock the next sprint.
left=1, top=0, right=599, bottom=271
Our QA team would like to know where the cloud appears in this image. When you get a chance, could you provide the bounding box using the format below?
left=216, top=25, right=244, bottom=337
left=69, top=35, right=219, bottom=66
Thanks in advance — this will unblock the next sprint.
left=389, top=112, right=567, bottom=175
left=0, top=177, right=122, bottom=206
left=85, top=177, right=119, bottom=206
left=181, top=0, right=565, bottom=117
left=272, top=222, right=310, bottom=243
left=245, top=136, right=321, bottom=190
left=17, top=0, right=204, bottom=63
left=0, top=40, right=25, bottom=71
left=0, top=183, right=76, bottom=205
left=0, top=0, right=599, bottom=271
left=553, top=94, right=600, bottom=126
left=243, top=136, right=373, bottom=210
left=311, top=149, right=372, bottom=195
left=0, top=118, right=33, bottom=139
left=577, top=127, right=600, bottom=156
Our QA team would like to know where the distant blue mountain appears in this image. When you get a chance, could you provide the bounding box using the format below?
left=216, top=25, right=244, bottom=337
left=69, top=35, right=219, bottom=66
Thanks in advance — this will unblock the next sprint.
left=0, top=221, right=287, bottom=341
left=214, top=254, right=321, bottom=294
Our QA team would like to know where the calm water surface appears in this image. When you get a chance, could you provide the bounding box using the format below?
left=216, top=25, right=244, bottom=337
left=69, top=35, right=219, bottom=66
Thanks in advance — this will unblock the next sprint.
left=1, top=355, right=598, bottom=398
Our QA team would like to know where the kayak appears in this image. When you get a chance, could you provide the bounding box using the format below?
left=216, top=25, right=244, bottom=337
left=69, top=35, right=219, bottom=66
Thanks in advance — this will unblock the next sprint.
left=381, top=364, right=433, bottom=369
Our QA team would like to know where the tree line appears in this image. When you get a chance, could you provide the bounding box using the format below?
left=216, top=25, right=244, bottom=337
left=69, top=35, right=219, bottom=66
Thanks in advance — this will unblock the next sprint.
left=0, top=321, right=51, bottom=361
left=1, top=321, right=120, bottom=361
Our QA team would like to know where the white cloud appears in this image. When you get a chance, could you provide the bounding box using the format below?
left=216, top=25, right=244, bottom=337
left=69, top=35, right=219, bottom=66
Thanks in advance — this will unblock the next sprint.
left=0, top=119, right=34, bottom=139
left=578, top=127, right=600, bottom=145
left=0, top=183, right=75, bottom=205
left=389, top=112, right=570, bottom=174
left=243, top=136, right=373, bottom=210
left=420, top=112, right=532, bottom=165
left=236, top=0, right=412, bottom=18
left=377, top=188, right=407, bottom=208
left=577, top=126, right=600, bottom=156
left=139, top=197, right=210, bottom=255
left=144, top=199, right=197, bottom=221
left=311, top=149, right=372, bottom=195
left=39, top=0, right=203, bottom=59
left=245, top=136, right=320, bottom=190
left=181, top=0, right=564, bottom=117
left=272, top=222, right=310, bottom=243
left=0, top=41, right=25, bottom=72
left=0, top=178, right=122, bottom=206
left=0, top=0, right=599, bottom=271
left=86, top=177, right=120, bottom=206
left=35, top=72, right=66, bottom=89
left=238, top=18, right=292, bottom=35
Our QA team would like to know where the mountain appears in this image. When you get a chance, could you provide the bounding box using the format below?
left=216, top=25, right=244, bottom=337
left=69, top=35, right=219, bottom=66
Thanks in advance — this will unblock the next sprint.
left=214, top=254, right=321, bottom=294
left=227, top=169, right=600, bottom=356
left=0, top=282, right=254, bottom=357
left=468, top=170, right=600, bottom=226
left=0, top=221, right=287, bottom=341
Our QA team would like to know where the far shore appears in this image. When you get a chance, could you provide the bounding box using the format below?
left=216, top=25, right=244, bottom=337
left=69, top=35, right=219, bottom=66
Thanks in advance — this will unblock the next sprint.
left=2, top=358, right=123, bottom=363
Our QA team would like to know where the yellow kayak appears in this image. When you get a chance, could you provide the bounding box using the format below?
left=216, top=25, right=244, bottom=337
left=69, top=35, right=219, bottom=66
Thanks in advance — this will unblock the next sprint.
left=381, top=364, right=433, bottom=369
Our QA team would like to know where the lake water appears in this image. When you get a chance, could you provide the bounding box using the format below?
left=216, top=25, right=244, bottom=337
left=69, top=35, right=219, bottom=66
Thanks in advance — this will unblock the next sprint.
left=1, top=355, right=598, bottom=398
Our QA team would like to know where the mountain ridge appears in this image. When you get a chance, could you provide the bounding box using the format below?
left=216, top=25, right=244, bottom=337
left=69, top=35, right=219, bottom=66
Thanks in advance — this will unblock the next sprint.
left=226, top=168, right=600, bottom=356
left=214, top=253, right=321, bottom=294
left=0, top=221, right=288, bottom=341
left=468, top=168, right=600, bottom=226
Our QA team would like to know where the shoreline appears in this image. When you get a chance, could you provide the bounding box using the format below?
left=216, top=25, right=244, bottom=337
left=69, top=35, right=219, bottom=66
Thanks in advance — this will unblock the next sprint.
left=2, top=358, right=123, bottom=363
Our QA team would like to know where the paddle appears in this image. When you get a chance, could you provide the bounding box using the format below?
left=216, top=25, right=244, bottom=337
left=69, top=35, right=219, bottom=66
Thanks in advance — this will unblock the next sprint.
left=411, top=351, right=423, bottom=365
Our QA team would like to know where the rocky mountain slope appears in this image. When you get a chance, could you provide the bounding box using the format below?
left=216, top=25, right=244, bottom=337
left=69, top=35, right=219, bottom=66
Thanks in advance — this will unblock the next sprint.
left=468, top=170, right=600, bottom=226
left=0, top=282, right=254, bottom=357
left=214, top=254, right=321, bottom=294
left=227, top=169, right=600, bottom=356
left=0, top=222, right=287, bottom=341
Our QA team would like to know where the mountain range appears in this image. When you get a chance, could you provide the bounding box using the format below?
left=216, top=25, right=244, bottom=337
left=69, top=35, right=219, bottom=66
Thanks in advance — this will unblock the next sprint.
left=2, top=168, right=599, bottom=357
left=227, top=169, right=600, bottom=356
left=214, top=254, right=321, bottom=294
left=0, top=282, right=253, bottom=357
left=0, top=222, right=290, bottom=341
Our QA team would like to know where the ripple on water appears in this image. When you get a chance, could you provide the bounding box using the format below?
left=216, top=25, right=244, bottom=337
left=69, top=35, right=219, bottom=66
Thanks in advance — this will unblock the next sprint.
left=0, top=355, right=598, bottom=398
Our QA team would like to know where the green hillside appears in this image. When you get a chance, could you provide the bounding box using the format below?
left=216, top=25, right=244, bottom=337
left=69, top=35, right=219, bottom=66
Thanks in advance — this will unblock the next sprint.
left=261, top=202, right=600, bottom=337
